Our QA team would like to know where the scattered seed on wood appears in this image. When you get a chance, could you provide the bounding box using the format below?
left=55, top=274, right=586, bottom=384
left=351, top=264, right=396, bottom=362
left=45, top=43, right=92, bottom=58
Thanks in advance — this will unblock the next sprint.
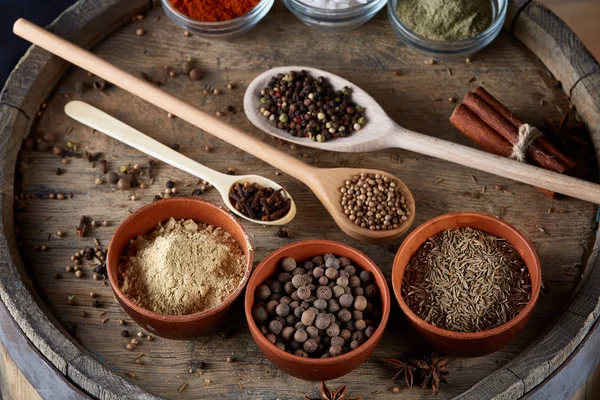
left=127, top=372, right=136, bottom=378
left=68, top=295, right=76, bottom=305
left=92, top=300, right=101, bottom=308
left=424, top=59, right=435, bottom=65
left=102, top=318, right=110, bottom=324
left=126, top=344, right=133, bottom=351
left=134, top=352, right=144, bottom=360
left=80, top=311, right=87, bottom=317
left=446, top=68, right=453, bottom=76
left=75, top=270, right=83, bottom=278
left=434, top=178, right=443, bottom=184
left=183, top=30, right=190, bottom=37
left=41, top=245, right=48, bottom=252
left=147, top=335, right=154, bottom=341
left=136, top=28, right=144, bottom=36
left=465, top=57, right=472, bottom=63
left=178, top=383, right=188, bottom=393
left=56, top=193, right=65, bottom=200
left=448, top=97, right=455, bottom=103
left=470, top=175, right=477, bottom=183
left=277, top=227, right=291, bottom=238
left=99, top=311, right=106, bottom=316
left=468, top=76, right=476, bottom=83
left=227, top=82, right=235, bottom=89
left=93, top=79, right=107, bottom=91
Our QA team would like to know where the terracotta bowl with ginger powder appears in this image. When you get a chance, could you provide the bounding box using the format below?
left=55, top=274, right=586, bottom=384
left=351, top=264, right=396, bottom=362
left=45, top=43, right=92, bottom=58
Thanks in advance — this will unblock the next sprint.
left=107, top=198, right=253, bottom=340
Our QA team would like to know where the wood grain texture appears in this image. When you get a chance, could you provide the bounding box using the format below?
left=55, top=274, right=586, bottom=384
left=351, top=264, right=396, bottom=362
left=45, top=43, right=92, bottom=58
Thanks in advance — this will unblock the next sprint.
left=0, top=299, right=88, bottom=400
left=0, top=345, right=43, bottom=400
left=522, top=318, right=600, bottom=399
left=0, top=0, right=599, bottom=399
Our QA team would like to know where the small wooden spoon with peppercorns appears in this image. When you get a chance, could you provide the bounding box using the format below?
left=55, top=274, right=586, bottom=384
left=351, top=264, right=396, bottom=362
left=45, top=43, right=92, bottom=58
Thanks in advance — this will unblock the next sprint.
left=64, top=101, right=296, bottom=226
left=15, top=19, right=415, bottom=243
left=244, top=66, right=600, bottom=204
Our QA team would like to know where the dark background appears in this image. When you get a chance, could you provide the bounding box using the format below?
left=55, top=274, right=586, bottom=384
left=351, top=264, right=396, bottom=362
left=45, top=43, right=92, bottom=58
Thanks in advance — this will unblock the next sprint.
left=1, top=0, right=75, bottom=85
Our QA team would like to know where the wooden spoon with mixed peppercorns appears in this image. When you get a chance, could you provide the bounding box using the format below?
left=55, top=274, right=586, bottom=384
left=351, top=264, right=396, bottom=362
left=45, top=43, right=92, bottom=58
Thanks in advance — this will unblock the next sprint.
left=244, top=66, right=600, bottom=204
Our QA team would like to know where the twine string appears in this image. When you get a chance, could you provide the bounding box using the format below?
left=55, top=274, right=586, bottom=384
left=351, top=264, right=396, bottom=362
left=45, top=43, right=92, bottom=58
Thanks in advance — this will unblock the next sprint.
left=509, top=124, right=543, bottom=163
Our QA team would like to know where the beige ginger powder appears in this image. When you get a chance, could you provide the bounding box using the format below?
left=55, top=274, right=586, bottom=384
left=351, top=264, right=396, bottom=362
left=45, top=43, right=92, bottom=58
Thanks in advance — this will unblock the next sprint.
left=118, top=218, right=246, bottom=315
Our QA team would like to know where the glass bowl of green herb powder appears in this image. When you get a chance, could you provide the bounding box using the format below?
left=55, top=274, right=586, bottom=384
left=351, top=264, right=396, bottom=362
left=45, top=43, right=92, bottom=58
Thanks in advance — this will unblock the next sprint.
left=388, top=0, right=507, bottom=59
left=283, top=0, right=387, bottom=32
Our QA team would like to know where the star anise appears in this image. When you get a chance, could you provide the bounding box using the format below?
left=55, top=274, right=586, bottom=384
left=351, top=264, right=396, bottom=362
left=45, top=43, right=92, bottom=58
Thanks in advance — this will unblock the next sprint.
left=543, top=110, right=589, bottom=154
left=410, top=353, right=450, bottom=395
left=304, top=381, right=362, bottom=400
left=382, top=358, right=416, bottom=388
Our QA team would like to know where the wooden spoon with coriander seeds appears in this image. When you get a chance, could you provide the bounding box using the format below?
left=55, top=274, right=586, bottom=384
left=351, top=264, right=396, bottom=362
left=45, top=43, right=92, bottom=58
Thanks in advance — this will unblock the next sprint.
left=244, top=66, right=600, bottom=204
left=64, top=101, right=296, bottom=226
left=14, top=19, right=415, bottom=242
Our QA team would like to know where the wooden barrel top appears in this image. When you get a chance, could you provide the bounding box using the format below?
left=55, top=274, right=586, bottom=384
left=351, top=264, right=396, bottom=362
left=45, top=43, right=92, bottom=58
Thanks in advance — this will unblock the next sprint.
left=1, top=0, right=599, bottom=399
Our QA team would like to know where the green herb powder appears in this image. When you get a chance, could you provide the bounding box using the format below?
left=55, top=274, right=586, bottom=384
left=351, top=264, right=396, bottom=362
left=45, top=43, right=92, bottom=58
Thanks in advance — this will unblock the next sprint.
left=396, top=0, right=493, bottom=41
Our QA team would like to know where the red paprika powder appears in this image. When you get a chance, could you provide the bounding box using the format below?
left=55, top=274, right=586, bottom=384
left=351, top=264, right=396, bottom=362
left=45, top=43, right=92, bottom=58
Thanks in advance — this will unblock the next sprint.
left=171, top=0, right=261, bottom=22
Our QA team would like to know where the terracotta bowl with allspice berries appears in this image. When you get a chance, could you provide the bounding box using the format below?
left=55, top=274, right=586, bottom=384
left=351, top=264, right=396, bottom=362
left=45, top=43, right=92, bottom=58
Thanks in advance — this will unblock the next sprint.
left=245, top=240, right=391, bottom=381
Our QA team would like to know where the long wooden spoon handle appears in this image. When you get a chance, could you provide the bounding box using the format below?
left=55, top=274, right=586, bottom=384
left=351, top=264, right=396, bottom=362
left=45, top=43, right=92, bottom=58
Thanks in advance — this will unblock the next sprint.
left=64, top=100, right=227, bottom=189
left=393, top=126, right=600, bottom=203
left=13, top=19, right=317, bottom=182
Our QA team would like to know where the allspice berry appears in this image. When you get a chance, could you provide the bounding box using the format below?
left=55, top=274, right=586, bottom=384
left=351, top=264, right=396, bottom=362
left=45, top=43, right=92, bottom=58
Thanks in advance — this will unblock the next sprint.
left=354, top=296, right=368, bottom=311
left=303, top=338, right=318, bottom=353
left=107, top=171, right=119, bottom=184
left=182, top=60, right=193, bottom=74
left=281, top=257, right=296, bottom=272
left=301, top=308, right=317, bottom=326
left=117, top=178, right=131, bottom=190
left=189, top=68, right=204, bottom=81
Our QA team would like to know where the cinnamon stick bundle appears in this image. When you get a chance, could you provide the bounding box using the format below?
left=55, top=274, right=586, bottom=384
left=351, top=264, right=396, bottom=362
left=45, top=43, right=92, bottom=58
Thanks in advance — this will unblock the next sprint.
left=450, top=87, right=575, bottom=198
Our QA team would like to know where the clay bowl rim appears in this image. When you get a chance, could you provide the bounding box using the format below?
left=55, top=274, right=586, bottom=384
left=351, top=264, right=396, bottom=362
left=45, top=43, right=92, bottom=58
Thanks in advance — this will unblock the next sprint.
left=391, top=212, right=541, bottom=340
left=106, top=197, right=254, bottom=323
left=244, top=239, right=391, bottom=365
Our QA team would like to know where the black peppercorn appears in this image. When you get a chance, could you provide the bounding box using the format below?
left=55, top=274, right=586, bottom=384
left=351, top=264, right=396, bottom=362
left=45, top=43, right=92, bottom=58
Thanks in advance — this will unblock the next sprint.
left=166, top=180, right=175, bottom=189
left=121, top=330, right=130, bottom=337
left=92, top=300, right=101, bottom=308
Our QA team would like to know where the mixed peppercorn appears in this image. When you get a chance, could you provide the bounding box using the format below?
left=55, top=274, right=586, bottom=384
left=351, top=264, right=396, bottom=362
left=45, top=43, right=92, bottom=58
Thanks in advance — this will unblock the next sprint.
left=259, top=70, right=367, bottom=142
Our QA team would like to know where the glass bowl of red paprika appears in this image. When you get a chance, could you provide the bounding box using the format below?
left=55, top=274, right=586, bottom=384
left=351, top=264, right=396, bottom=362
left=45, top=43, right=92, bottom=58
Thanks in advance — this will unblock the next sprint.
left=161, top=0, right=275, bottom=39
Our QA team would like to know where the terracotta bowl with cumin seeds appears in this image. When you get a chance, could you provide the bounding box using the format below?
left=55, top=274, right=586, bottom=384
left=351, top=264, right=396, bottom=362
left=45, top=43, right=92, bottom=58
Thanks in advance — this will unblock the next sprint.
left=244, top=240, right=391, bottom=381
left=391, top=212, right=541, bottom=357
left=106, top=197, right=253, bottom=340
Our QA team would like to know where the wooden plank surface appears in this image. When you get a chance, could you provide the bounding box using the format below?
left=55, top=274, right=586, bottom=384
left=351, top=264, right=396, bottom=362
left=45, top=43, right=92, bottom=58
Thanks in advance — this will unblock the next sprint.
left=1, top=0, right=600, bottom=399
